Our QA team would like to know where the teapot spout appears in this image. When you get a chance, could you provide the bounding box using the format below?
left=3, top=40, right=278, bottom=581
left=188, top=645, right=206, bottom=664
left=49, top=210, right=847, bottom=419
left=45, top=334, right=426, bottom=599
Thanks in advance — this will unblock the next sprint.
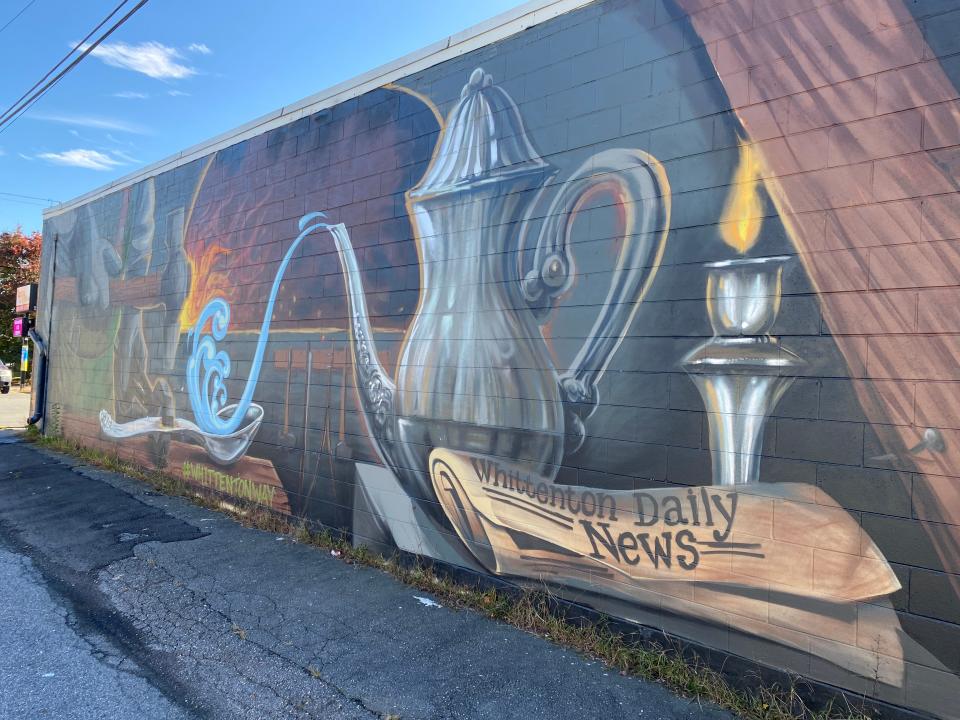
left=327, top=222, right=398, bottom=461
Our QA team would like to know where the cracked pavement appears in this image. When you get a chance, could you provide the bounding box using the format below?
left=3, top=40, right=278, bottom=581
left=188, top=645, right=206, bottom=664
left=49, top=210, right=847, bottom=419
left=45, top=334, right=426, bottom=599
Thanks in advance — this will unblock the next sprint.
left=0, top=432, right=732, bottom=720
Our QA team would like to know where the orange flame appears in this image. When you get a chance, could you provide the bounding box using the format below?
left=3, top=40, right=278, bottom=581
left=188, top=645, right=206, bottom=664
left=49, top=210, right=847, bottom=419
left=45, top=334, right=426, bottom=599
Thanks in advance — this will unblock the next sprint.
left=720, top=139, right=764, bottom=254
left=179, top=243, right=233, bottom=331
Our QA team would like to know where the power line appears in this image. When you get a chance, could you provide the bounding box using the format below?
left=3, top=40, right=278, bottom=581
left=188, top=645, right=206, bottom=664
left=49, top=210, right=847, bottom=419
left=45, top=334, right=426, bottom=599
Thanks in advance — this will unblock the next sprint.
left=0, top=196, right=53, bottom=208
left=0, top=191, right=59, bottom=204
left=0, top=0, right=36, bottom=37
left=0, top=0, right=134, bottom=128
left=0, top=0, right=149, bottom=134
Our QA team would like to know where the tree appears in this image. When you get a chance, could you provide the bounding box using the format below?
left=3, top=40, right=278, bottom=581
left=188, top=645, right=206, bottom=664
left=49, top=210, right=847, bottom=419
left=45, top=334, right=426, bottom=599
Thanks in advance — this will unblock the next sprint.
left=0, top=228, right=42, bottom=366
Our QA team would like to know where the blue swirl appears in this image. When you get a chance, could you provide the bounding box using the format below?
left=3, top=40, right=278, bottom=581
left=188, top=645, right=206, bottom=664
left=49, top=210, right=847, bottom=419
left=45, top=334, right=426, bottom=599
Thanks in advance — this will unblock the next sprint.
left=186, top=212, right=332, bottom=436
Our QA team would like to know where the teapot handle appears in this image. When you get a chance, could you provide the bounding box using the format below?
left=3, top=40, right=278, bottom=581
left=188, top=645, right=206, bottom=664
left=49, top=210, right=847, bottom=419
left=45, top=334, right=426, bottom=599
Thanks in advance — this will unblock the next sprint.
left=521, top=148, right=670, bottom=448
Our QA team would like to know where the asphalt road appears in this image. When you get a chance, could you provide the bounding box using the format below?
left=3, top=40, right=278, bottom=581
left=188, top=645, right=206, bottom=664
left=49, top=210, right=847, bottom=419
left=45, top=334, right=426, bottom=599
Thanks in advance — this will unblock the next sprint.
left=0, top=541, right=191, bottom=719
left=0, top=434, right=733, bottom=720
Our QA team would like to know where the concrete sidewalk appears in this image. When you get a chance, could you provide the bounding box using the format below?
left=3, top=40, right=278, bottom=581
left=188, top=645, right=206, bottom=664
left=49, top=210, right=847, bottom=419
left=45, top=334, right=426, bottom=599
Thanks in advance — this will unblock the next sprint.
left=0, top=432, right=731, bottom=720
left=0, top=388, right=31, bottom=429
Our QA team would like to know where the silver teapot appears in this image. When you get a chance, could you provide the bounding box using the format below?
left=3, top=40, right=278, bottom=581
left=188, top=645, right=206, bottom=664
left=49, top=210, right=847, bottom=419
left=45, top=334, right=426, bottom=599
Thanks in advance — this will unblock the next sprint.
left=331, top=68, right=670, bottom=511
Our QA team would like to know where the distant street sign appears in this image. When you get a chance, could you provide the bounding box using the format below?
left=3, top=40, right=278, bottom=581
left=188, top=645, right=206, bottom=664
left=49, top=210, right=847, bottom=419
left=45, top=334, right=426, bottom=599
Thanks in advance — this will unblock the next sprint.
left=12, top=317, right=23, bottom=338
left=15, top=284, right=37, bottom=313
left=20, top=344, right=28, bottom=372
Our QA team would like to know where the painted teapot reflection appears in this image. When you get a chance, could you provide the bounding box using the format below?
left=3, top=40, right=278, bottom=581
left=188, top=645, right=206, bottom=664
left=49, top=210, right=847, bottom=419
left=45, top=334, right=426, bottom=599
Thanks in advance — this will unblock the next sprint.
left=330, top=68, right=671, bottom=506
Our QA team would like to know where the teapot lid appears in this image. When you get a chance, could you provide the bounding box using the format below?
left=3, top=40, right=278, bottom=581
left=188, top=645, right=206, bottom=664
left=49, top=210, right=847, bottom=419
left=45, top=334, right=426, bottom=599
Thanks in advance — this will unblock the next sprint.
left=408, top=68, right=548, bottom=199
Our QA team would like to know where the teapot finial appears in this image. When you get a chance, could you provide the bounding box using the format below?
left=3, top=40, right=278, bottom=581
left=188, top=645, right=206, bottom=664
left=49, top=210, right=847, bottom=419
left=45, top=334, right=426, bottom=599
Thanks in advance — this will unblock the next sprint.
left=410, top=66, right=548, bottom=199
left=462, top=67, right=493, bottom=98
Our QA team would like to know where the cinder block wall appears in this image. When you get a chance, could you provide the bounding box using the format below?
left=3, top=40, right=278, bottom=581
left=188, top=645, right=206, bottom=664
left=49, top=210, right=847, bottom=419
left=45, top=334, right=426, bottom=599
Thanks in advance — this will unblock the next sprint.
left=37, top=1, right=960, bottom=716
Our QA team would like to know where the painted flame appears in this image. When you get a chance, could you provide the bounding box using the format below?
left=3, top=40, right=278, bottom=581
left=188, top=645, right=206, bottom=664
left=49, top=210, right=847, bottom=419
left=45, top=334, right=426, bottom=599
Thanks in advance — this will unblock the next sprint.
left=179, top=243, right=232, bottom=331
left=720, top=139, right=764, bottom=254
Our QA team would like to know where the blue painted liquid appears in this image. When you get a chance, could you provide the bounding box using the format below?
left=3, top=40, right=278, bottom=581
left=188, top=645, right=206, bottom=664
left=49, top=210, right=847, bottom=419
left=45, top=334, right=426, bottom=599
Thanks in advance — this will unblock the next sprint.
left=186, top=212, right=331, bottom=436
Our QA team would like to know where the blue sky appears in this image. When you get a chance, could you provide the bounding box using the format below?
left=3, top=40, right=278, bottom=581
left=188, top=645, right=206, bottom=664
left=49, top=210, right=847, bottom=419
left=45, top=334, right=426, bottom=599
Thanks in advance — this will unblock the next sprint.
left=0, top=0, right=521, bottom=232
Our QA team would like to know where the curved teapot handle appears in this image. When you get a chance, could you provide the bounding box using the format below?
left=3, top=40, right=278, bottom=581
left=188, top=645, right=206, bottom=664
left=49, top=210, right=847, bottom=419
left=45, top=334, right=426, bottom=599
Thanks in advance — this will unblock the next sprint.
left=521, top=148, right=670, bottom=446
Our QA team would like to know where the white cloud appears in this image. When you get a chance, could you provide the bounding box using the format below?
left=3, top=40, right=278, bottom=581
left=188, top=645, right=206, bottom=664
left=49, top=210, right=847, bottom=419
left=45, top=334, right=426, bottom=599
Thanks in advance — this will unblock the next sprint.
left=30, top=112, right=149, bottom=135
left=110, top=149, right=140, bottom=164
left=81, top=40, right=196, bottom=79
left=105, top=133, right=135, bottom=147
left=113, top=90, right=149, bottom=99
left=187, top=43, right=211, bottom=55
left=18, top=153, right=33, bottom=161
left=37, top=149, right=123, bottom=170
left=167, top=89, right=190, bottom=97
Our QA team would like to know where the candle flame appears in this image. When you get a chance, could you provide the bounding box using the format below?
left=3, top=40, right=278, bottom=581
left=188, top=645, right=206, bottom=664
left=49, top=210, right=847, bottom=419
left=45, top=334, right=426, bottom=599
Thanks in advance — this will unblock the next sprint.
left=720, top=140, right=764, bottom=254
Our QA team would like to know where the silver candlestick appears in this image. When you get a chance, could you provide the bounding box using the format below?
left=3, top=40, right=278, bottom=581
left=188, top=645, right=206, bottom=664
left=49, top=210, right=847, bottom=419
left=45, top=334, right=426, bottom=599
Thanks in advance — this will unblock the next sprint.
left=681, top=255, right=804, bottom=486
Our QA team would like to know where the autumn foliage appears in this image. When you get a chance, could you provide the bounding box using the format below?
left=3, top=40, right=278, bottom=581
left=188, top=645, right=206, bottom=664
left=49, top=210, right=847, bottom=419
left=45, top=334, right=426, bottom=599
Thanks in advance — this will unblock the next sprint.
left=0, top=228, right=42, bottom=364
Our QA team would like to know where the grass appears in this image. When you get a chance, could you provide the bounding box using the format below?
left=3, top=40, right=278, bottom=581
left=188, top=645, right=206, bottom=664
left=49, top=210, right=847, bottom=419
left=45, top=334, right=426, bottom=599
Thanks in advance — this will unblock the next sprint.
left=26, top=428, right=873, bottom=720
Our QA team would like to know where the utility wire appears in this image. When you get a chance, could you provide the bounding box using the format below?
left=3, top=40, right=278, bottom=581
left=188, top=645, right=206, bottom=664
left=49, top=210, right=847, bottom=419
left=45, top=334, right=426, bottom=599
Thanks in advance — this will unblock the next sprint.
left=0, top=0, right=132, bottom=127
left=0, top=0, right=148, bottom=134
left=0, top=196, right=53, bottom=207
left=0, top=191, right=59, bottom=205
left=0, top=0, right=36, bottom=37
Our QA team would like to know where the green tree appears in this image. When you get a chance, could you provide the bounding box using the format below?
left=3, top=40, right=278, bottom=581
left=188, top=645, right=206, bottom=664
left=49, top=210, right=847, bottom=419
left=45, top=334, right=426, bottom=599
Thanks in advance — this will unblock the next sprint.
left=0, top=228, right=42, bottom=367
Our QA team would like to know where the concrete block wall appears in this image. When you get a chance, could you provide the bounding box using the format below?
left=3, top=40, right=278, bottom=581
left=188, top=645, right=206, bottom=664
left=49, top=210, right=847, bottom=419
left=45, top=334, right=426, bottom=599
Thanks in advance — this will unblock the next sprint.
left=38, top=1, right=960, bottom=716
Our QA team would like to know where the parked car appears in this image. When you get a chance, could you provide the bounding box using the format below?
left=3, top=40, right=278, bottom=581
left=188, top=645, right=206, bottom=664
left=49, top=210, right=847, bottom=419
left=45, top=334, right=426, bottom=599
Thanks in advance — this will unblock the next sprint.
left=0, top=361, right=12, bottom=393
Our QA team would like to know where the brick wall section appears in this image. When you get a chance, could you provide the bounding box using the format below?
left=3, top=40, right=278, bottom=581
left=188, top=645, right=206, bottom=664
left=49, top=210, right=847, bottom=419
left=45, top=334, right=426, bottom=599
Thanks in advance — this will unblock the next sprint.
left=677, top=0, right=960, bottom=688
left=38, top=1, right=960, bottom=716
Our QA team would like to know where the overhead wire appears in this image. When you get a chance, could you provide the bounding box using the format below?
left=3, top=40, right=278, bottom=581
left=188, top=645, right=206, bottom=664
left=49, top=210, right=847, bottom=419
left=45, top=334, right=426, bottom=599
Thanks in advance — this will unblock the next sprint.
left=0, top=0, right=149, bottom=134
left=0, top=191, right=59, bottom=206
left=0, top=198, right=53, bottom=208
left=0, top=0, right=132, bottom=127
left=0, top=0, right=36, bottom=37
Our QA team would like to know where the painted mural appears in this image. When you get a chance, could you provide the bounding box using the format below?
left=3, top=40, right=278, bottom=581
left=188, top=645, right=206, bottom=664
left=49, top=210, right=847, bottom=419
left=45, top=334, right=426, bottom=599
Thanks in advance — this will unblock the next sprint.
left=38, top=1, right=960, bottom=717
